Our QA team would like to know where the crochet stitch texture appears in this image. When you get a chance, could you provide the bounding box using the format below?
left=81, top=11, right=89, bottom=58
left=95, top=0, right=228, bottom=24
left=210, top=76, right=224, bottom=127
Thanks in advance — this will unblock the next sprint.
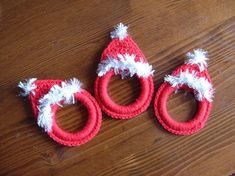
left=95, top=23, right=154, bottom=119
left=154, top=49, right=214, bottom=135
left=18, top=78, right=102, bottom=146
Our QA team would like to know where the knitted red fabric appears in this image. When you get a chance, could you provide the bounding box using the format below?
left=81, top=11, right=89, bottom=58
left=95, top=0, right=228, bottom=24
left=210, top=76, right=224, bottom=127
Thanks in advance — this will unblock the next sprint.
left=19, top=79, right=102, bottom=146
left=95, top=24, right=154, bottom=119
left=154, top=50, right=214, bottom=135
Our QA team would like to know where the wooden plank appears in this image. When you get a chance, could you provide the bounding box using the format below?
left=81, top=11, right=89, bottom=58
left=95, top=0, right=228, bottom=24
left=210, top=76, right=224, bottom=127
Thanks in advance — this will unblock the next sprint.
left=0, top=0, right=234, bottom=175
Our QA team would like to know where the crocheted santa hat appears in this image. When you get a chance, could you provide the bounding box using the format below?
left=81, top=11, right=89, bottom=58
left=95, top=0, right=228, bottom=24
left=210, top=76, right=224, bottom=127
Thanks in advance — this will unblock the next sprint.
left=164, top=49, right=214, bottom=102
left=154, top=49, right=214, bottom=135
left=95, top=23, right=154, bottom=119
left=97, top=23, right=154, bottom=78
left=18, top=78, right=102, bottom=146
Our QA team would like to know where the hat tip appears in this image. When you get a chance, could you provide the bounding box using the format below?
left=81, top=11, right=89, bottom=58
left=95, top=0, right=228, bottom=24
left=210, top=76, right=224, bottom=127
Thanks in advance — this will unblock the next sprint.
left=110, top=23, right=128, bottom=40
left=185, top=48, right=209, bottom=71
left=18, top=78, right=37, bottom=96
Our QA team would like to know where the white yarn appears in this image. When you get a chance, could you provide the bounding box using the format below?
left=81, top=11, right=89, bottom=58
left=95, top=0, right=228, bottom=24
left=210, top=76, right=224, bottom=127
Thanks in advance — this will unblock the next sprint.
left=110, top=23, right=128, bottom=40
left=185, top=48, right=208, bottom=71
left=18, top=78, right=37, bottom=96
left=37, top=105, right=53, bottom=132
left=37, top=78, right=82, bottom=132
left=97, top=53, right=154, bottom=78
left=165, top=69, right=214, bottom=102
left=61, top=78, right=82, bottom=104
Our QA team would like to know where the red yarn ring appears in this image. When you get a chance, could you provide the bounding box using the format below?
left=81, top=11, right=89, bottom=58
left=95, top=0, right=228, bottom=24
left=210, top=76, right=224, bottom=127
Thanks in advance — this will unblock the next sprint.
left=95, top=70, right=154, bottom=119
left=154, top=82, right=212, bottom=135
left=46, top=90, right=102, bottom=146
left=27, top=80, right=102, bottom=147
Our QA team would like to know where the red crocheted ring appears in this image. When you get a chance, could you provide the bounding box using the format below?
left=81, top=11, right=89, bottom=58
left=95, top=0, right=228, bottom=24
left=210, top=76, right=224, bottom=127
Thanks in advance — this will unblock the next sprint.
left=154, top=49, right=214, bottom=135
left=95, top=23, right=154, bottom=119
left=18, top=78, right=102, bottom=146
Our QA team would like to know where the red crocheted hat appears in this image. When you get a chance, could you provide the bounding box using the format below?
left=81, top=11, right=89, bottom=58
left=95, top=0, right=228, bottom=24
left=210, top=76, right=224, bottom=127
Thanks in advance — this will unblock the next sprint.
left=95, top=23, right=154, bottom=119
left=154, top=49, right=214, bottom=135
left=18, top=78, right=102, bottom=146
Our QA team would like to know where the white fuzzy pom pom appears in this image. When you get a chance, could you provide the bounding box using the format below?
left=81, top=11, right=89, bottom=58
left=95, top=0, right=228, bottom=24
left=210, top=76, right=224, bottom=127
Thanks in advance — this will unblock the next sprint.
left=110, top=23, right=128, bottom=40
left=18, top=78, right=37, bottom=96
left=185, top=48, right=208, bottom=71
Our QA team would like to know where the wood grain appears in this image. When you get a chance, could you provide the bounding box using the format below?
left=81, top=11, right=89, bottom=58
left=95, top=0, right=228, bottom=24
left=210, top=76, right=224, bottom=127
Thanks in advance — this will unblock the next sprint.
left=0, top=0, right=235, bottom=175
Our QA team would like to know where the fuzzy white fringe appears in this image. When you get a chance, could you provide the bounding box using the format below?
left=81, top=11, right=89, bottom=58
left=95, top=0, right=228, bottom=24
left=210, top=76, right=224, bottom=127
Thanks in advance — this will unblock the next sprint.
left=97, top=53, right=154, bottom=78
left=110, top=23, right=128, bottom=40
left=18, top=78, right=37, bottom=96
left=185, top=48, right=208, bottom=71
left=165, top=69, right=214, bottom=102
left=37, top=78, right=82, bottom=132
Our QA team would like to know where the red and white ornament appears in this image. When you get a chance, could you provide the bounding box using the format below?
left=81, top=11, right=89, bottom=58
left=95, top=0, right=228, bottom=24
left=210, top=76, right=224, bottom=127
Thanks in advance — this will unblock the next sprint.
left=95, top=23, right=154, bottom=119
left=154, top=49, right=214, bottom=135
left=18, top=78, right=102, bottom=146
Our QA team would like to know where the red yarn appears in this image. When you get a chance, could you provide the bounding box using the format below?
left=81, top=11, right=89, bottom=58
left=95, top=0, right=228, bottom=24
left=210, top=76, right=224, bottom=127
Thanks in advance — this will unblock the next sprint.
left=154, top=61, right=213, bottom=135
left=95, top=36, right=154, bottom=119
left=26, top=79, right=102, bottom=146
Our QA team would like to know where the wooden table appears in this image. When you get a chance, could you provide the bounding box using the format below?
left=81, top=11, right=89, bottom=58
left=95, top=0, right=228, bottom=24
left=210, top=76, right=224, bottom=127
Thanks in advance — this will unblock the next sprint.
left=1, top=0, right=235, bottom=175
